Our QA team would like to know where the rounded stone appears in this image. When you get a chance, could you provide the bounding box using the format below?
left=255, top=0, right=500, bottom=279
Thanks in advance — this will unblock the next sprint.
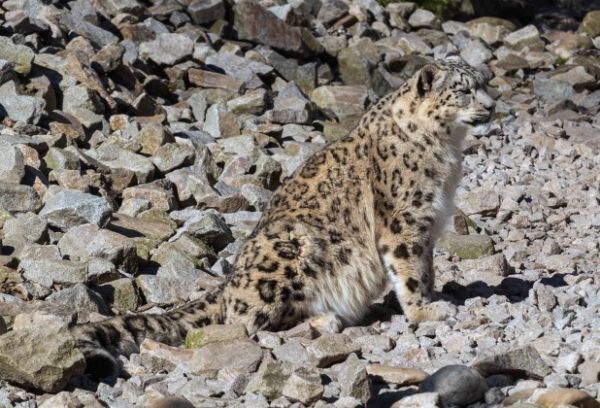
left=419, top=365, right=488, bottom=406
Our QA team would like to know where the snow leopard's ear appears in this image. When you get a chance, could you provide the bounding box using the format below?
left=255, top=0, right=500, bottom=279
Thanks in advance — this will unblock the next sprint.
left=415, top=64, right=439, bottom=97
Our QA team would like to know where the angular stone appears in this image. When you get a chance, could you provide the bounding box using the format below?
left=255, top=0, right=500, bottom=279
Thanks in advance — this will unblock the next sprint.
left=366, top=364, right=428, bottom=385
left=306, top=333, right=360, bottom=368
left=19, top=258, right=112, bottom=288
left=39, top=188, right=112, bottom=230
left=245, top=360, right=295, bottom=400
left=96, top=278, right=141, bottom=311
left=205, top=52, right=272, bottom=90
left=579, top=10, right=600, bottom=38
left=151, top=143, right=195, bottom=173
left=183, top=338, right=262, bottom=374
left=282, top=367, right=324, bottom=405
left=188, top=0, right=225, bottom=24
left=135, top=274, right=194, bottom=304
left=0, top=145, right=24, bottom=184
left=0, top=94, right=46, bottom=124
left=135, top=123, right=175, bottom=156
left=0, top=37, right=34, bottom=75
left=226, top=89, right=267, bottom=115
left=58, top=224, right=137, bottom=272
left=533, top=78, right=574, bottom=110
left=311, top=85, right=367, bottom=121
left=392, top=392, right=440, bottom=408
left=472, top=346, right=552, bottom=379
left=436, top=233, right=495, bottom=259
left=2, top=212, right=47, bottom=250
left=533, top=388, right=600, bottom=408
left=109, top=213, right=176, bottom=241
left=203, top=104, right=241, bottom=138
left=0, top=183, right=41, bottom=213
left=185, top=324, right=248, bottom=349
left=233, top=0, right=322, bottom=57
left=337, top=46, right=372, bottom=86
left=46, top=283, right=110, bottom=315
left=59, top=12, right=119, bottom=48
left=317, top=0, right=349, bottom=26
left=44, top=147, right=81, bottom=171
left=504, top=25, right=543, bottom=50
left=93, top=144, right=155, bottom=183
left=179, top=211, right=233, bottom=250
left=62, top=84, right=104, bottom=115
left=467, top=17, right=515, bottom=45
left=459, top=190, right=501, bottom=216
left=338, top=354, right=371, bottom=404
left=408, top=8, right=441, bottom=30
left=188, top=69, right=244, bottom=93
left=419, top=365, right=488, bottom=407
left=139, top=33, right=194, bottom=66
left=0, top=326, right=85, bottom=392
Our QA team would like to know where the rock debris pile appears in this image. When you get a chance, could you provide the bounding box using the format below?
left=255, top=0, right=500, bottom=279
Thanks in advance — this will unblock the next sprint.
left=0, top=0, right=598, bottom=406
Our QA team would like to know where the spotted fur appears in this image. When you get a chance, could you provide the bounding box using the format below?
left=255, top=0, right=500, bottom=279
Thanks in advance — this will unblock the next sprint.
left=71, top=60, right=492, bottom=380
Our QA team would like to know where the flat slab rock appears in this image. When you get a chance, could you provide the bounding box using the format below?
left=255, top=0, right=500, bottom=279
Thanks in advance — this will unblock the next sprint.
left=0, top=326, right=85, bottom=392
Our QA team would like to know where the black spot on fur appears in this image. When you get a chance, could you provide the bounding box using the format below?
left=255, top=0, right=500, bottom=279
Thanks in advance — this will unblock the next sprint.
left=406, top=277, right=419, bottom=292
left=256, top=279, right=277, bottom=303
left=394, top=244, right=409, bottom=259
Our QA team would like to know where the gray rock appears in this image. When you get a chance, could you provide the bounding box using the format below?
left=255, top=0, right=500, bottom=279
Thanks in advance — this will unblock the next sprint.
left=392, top=392, right=440, bottom=408
left=533, top=79, right=574, bottom=110
left=504, top=24, right=543, bottom=50
left=179, top=210, right=234, bottom=250
left=408, top=8, right=441, bottom=29
left=2, top=212, right=47, bottom=250
left=59, top=12, right=119, bottom=48
left=0, top=325, right=85, bottom=392
left=245, top=360, right=295, bottom=400
left=460, top=38, right=493, bottom=67
left=306, top=333, right=361, bottom=368
left=135, top=274, right=194, bottom=304
left=0, top=145, right=24, bottom=184
left=183, top=338, right=263, bottom=374
left=39, top=188, right=112, bottom=230
left=140, top=33, right=194, bottom=66
left=0, top=94, right=46, bottom=124
left=281, top=367, right=324, bottom=405
left=311, top=85, right=367, bottom=121
left=233, top=0, right=322, bottom=57
left=62, top=85, right=104, bottom=115
left=337, top=354, right=371, bottom=404
left=44, top=147, right=81, bottom=171
left=58, top=224, right=138, bottom=272
left=203, top=104, right=241, bottom=138
left=185, top=324, right=248, bottom=348
left=419, top=365, right=488, bottom=406
left=0, top=183, right=42, bottom=213
left=266, top=82, right=313, bottom=124
left=436, top=233, right=495, bottom=259
left=151, top=143, right=195, bottom=173
left=0, top=37, right=34, bottom=74
left=46, top=283, right=110, bottom=315
left=96, top=278, right=141, bottom=311
left=472, top=346, right=552, bottom=379
left=317, top=0, right=349, bottom=26
left=226, top=89, right=268, bottom=115
left=205, top=52, right=272, bottom=90
left=92, top=144, right=156, bottom=183
left=135, top=123, right=176, bottom=156
left=459, top=190, right=501, bottom=216
left=188, top=0, right=225, bottom=24
left=19, top=258, right=114, bottom=287
left=187, top=92, right=209, bottom=123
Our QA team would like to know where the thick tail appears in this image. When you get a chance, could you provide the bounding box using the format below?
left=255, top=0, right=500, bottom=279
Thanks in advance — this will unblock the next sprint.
left=70, top=291, right=225, bottom=380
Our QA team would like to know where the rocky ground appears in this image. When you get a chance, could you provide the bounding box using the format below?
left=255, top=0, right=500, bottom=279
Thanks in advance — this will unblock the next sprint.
left=0, top=0, right=598, bottom=407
